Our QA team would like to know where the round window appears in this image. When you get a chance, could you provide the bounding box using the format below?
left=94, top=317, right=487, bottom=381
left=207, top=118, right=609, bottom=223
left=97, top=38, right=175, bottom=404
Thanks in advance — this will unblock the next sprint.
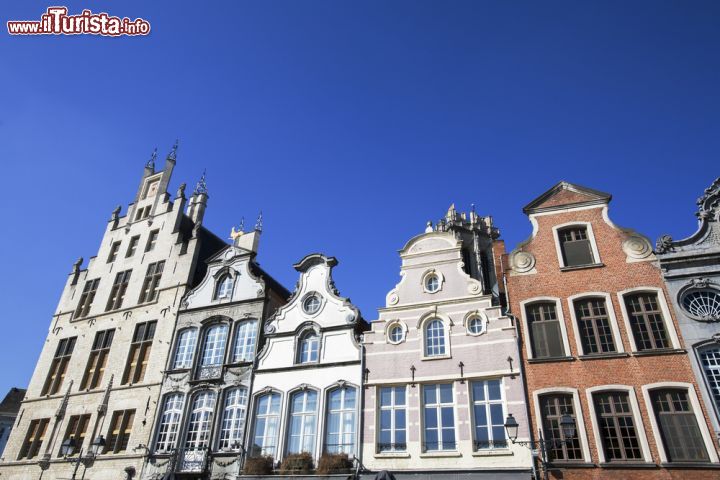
left=425, top=274, right=440, bottom=293
left=467, top=316, right=484, bottom=335
left=682, top=289, right=720, bottom=321
left=303, top=294, right=322, bottom=315
left=389, top=325, right=404, bottom=343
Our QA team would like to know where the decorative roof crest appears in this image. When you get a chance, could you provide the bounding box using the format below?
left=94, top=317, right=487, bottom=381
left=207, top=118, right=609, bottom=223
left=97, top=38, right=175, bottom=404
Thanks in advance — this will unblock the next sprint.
left=193, top=169, right=208, bottom=195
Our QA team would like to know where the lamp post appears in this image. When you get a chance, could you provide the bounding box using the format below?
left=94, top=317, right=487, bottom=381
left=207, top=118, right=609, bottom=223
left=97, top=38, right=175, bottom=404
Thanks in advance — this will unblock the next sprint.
left=503, top=413, right=576, bottom=480
left=59, top=435, right=105, bottom=479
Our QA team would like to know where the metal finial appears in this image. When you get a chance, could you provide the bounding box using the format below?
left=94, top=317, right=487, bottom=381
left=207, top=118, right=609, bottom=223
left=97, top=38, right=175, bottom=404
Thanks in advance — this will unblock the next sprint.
left=255, top=211, right=263, bottom=232
left=146, top=148, right=157, bottom=169
left=471, top=203, right=476, bottom=213
left=239, top=216, right=245, bottom=232
left=167, top=139, right=179, bottom=161
left=193, top=169, right=208, bottom=195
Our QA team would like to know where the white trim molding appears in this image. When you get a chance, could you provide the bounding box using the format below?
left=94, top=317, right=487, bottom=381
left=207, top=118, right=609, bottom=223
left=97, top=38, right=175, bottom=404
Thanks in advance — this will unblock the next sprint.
left=551, top=221, right=602, bottom=269
left=567, top=292, right=625, bottom=355
left=585, top=385, right=652, bottom=464
left=615, top=287, right=681, bottom=352
left=640, top=382, right=719, bottom=464
left=519, top=297, right=572, bottom=360
left=531, top=387, right=591, bottom=462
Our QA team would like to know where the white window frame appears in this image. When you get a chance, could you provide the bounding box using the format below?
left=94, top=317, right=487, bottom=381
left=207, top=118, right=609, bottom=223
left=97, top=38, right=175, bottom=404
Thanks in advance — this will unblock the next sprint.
left=616, top=287, right=681, bottom=352
left=376, top=385, right=407, bottom=453
left=183, top=390, right=217, bottom=451
left=250, top=390, right=283, bottom=457
left=231, top=319, right=258, bottom=363
left=519, top=297, right=572, bottom=359
left=386, top=321, right=407, bottom=345
left=215, top=274, right=235, bottom=300
left=640, top=382, right=719, bottom=463
left=470, top=378, right=507, bottom=450
left=301, top=292, right=324, bottom=317
left=286, top=388, right=319, bottom=456
left=419, top=313, right=451, bottom=360
left=325, top=385, right=358, bottom=455
left=422, top=269, right=444, bottom=294
left=697, top=344, right=720, bottom=423
left=200, top=324, right=229, bottom=367
left=464, top=311, right=487, bottom=337
left=585, top=385, right=652, bottom=464
left=217, top=386, right=248, bottom=451
left=154, top=393, right=185, bottom=453
left=531, top=387, right=592, bottom=462
left=172, top=328, right=198, bottom=370
left=567, top=293, right=625, bottom=356
left=296, top=328, right=321, bottom=364
left=421, top=383, right=457, bottom=452
left=552, top=221, right=602, bottom=268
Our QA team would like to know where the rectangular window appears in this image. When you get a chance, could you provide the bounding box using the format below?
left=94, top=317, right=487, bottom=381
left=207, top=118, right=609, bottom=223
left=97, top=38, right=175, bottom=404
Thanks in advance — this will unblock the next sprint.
left=700, top=347, right=720, bottom=414
left=145, top=229, right=159, bottom=252
left=540, top=394, right=583, bottom=461
left=107, top=241, right=121, bottom=263
left=41, top=337, right=77, bottom=396
left=423, top=384, right=455, bottom=451
left=651, top=389, right=709, bottom=462
left=18, top=418, right=50, bottom=460
left=574, top=298, right=616, bottom=355
left=126, top=235, right=140, bottom=257
left=593, top=391, right=643, bottom=462
left=74, top=278, right=100, bottom=318
left=378, top=386, right=406, bottom=452
left=122, top=321, right=156, bottom=385
left=471, top=379, right=506, bottom=449
left=105, top=270, right=132, bottom=311
left=134, top=206, right=150, bottom=221
left=104, top=410, right=135, bottom=454
left=559, top=226, right=594, bottom=267
left=526, top=302, right=565, bottom=358
left=58, top=414, right=91, bottom=457
left=138, top=261, right=164, bottom=303
left=624, top=293, right=670, bottom=351
left=80, top=329, right=115, bottom=390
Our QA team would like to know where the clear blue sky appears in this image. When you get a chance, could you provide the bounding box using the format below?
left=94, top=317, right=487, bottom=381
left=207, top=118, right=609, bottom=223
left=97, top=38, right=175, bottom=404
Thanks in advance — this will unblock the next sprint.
left=0, top=1, right=718, bottom=395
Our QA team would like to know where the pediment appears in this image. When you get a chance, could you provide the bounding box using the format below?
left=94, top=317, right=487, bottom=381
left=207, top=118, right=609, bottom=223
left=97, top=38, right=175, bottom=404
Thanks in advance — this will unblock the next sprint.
left=524, top=181, right=611, bottom=214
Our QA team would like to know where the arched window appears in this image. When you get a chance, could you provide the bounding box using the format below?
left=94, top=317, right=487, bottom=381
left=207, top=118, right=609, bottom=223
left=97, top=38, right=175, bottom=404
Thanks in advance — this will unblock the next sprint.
left=218, top=387, right=248, bottom=451
left=251, top=392, right=281, bottom=457
left=287, top=390, right=318, bottom=455
left=172, top=329, right=197, bottom=369
left=425, top=319, right=446, bottom=357
left=215, top=275, right=234, bottom=300
left=232, top=320, right=258, bottom=363
left=200, top=324, right=228, bottom=367
left=699, top=346, right=720, bottom=413
left=325, top=387, right=356, bottom=454
left=297, top=331, right=320, bottom=364
left=155, top=393, right=184, bottom=453
left=184, top=391, right=217, bottom=451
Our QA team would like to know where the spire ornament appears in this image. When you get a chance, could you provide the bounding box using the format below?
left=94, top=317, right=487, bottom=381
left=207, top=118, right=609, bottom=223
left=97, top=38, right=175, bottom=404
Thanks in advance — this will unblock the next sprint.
left=146, top=148, right=157, bottom=170
left=167, top=139, right=179, bottom=161
left=193, top=169, right=208, bottom=195
left=255, top=211, right=263, bottom=232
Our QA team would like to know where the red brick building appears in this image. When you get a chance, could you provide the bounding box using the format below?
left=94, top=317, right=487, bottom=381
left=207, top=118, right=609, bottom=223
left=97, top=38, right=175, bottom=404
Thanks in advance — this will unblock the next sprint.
left=504, top=181, right=720, bottom=479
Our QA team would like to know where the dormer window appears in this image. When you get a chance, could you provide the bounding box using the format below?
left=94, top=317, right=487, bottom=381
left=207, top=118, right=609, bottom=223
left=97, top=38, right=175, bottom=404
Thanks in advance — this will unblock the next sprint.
left=298, top=331, right=320, bottom=364
left=303, top=294, right=322, bottom=315
left=215, top=275, right=234, bottom=300
left=558, top=226, right=596, bottom=267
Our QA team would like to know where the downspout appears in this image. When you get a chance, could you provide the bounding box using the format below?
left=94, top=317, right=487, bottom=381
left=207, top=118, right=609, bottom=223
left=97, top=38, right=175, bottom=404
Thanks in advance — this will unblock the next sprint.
left=357, top=339, right=366, bottom=479
left=500, top=257, right=539, bottom=480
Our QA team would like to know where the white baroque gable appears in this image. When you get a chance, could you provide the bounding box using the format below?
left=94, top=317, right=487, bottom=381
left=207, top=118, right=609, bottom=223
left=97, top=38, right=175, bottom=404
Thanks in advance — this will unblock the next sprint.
left=264, top=254, right=358, bottom=334
left=181, top=245, right=264, bottom=309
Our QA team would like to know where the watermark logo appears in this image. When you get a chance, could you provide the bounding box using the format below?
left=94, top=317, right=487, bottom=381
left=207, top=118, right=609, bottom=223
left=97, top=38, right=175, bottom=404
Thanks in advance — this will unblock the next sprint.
left=7, top=7, right=150, bottom=36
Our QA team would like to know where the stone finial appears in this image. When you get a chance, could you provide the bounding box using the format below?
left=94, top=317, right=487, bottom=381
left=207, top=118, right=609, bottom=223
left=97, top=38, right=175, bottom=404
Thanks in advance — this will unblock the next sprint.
left=111, top=205, right=121, bottom=222
left=193, top=169, right=208, bottom=195
left=146, top=148, right=157, bottom=170
left=167, top=139, right=179, bottom=161
left=176, top=182, right=186, bottom=199
left=425, top=221, right=433, bottom=233
left=72, top=257, right=83, bottom=273
left=255, top=211, right=263, bottom=233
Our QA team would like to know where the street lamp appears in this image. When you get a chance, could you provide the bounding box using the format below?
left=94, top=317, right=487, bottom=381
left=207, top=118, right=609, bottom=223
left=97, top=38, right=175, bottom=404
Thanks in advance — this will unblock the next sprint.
left=60, top=435, right=105, bottom=479
left=504, top=413, right=577, bottom=480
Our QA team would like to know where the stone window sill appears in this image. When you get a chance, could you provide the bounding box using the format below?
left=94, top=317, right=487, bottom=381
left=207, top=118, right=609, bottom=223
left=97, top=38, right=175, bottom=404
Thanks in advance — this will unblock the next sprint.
left=421, top=354, right=452, bottom=362
left=528, top=356, right=575, bottom=364
left=661, top=462, right=720, bottom=469
left=632, top=348, right=686, bottom=357
left=599, top=462, right=657, bottom=469
left=419, top=451, right=462, bottom=458
left=548, top=462, right=597, bottom=468
left=472, top=449, right=514, bottom=457
left=578, top=352, right=630, bottom=361
left=560, top=263, right=605, bottom=272
left=374, top=452, right=410, bottom=459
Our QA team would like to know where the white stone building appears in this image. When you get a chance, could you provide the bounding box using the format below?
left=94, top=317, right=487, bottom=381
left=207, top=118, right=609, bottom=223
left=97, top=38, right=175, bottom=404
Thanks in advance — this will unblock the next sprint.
left=140, top=229, right=289, bottom=480
left=0, top=147, right=226, bottom=480
left=360, top=206, right=533, bottom=479
left=247, top=254, right=367, bottom=473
